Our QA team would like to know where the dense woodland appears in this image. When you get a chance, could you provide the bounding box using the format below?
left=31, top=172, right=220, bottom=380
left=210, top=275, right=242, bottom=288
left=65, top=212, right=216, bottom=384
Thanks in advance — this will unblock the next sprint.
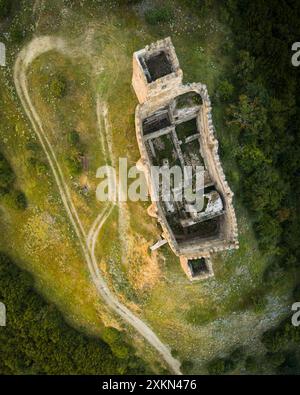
left=206, top=0, right=300, bottom=373
left=0, top=253, right=149, bottom=374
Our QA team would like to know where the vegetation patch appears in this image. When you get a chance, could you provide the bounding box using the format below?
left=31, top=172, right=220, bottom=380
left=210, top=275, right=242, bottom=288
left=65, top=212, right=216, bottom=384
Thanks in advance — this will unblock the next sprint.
left=145, top=7, right=173, bottom=25
left=0, top=253, right=149, bottom=374
left=0, top=151, right=27, bottom=210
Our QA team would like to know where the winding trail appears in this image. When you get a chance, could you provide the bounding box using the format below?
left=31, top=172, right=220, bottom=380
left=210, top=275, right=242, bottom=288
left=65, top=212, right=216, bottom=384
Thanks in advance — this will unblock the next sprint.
left=96, top=97, right=131, bottom=267
left=14, top=35, right=181, bottom=375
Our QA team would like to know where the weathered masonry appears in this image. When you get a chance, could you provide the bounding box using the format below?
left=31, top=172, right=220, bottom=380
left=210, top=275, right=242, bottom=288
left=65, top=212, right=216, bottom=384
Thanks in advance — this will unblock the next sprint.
left=132, top=37, right=239, bottom=280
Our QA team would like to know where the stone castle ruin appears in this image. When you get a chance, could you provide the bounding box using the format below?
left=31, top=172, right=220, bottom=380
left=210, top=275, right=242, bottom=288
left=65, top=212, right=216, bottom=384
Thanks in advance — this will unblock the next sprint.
left=132, top=37, right=239, bottom=280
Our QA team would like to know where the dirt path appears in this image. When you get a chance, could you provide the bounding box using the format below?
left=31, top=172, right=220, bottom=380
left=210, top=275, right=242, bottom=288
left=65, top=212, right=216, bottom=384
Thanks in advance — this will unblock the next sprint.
left=14, top=35, right=181, bottom=375
left=97, top=98, right=131, bottom=265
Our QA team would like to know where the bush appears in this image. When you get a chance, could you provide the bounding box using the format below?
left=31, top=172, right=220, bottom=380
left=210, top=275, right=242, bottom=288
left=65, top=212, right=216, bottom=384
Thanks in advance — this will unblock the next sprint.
left=65, top=131, right=85, bottom=176
left=207, top=358, right=237, bottom=374
left=230, top=286, right=267, bottom=313
left=102, top=327, right=122, bottom=344
left=111, top=343, right=131, bottom=360
left=102, top=327, right=131, bottom=360
left=13, top=190, right=27, bottom=210
left=68, top=130, right=80, bottom=146
left=262, top=319, right=300, bottom=353
left=245, top=356, right=258, bottom=373
left=207, top=358, right=226, bottom=374
left=5, top=190, right=28, bottom=210
left=0, top=152, right=15, bottom=192
left=207, top=348, right=244, bottom=375
left=27, top=142, right=48, bottom=176
left=266, top=352, right=286, bottom=369
left=293, top=284, right=300, bottom=301
left=11, top=26, right=25, bottom=44
left=145, top=7, right=173, bottom=25
left=230, top=347, right=246, bottom=364
left=27, top=157, right=48, bottom=176
left=26, top=141, right=41, bottom=154
left=279, top=352, right=300, bottom=375
left=49, top=75, right=67, bottom=99
left=181, top=359, right=193, bottom=374
left=218, top=80, right=234, bottom=101
left=0, top=0, right=11, bottom=19
left=66, top=155, right=82, bottom=176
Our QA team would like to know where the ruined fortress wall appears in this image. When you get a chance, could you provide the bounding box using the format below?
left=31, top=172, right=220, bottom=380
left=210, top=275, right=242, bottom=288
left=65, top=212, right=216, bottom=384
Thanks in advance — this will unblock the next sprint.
left=135, top=108, right=181, bottom=255
left=133, top=39, right=238, bottom=262
left=180, top=256, right=214, bottom=281
left=135, top=83, right=239, bottom=258
left=145, top=71, right=183, bottom=102
left=132, top=53, right=149, bottom=104
left=195, top=83, right=239, bottom=251
left=132, top=37, right=183, bottom=105
left=132, top=58, right=183, bottom=104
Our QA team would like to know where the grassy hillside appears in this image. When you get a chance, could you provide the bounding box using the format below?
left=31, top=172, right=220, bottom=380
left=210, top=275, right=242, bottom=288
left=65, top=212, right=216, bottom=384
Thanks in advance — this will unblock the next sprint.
left=0, top=0, right=298, bottom=374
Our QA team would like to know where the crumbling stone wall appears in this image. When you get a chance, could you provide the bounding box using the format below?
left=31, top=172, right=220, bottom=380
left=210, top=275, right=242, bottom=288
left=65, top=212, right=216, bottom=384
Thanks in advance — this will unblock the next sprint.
left=132, top=38, right=239, bottom=279
left=132, top=37, right=183, bottom=104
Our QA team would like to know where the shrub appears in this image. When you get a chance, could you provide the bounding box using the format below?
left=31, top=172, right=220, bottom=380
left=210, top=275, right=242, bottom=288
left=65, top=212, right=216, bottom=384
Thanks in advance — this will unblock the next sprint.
left=266, top=352, right=286, bottom=369
left=0, top=152, right=15, bottom=191
left=230, top=347, right=246, bottom=364
left=145, top=7, right=173, bottom=25
left=68, top=130, right=80, bottom=146
left=102, top=327, right=122, bottom=344
left=207, top=358, right=226, bottom=374
left=49, top=75, right=67, bottom=99
left=66, top=155, right=82, bottom=176
left=229, top=286, right=267, bottom=314
left=245, top=356, right=259, bottom=373
left=7, top=190, right=28, bottom=210
left=27, top=157, right=48, bottom=176
left=14, top=191, right=27, bottom=210
left=279, top=352, right=300, bottom=375
left=0, top=0, right=11, bottom=19
left=207, top=350, right=242, bottom=375
left=26, top=141, right=40, bottom=154
left=111, top=343, right=130, bottom=360
left=102, top=327, right=131, bottom=360
left=181, top=359, right=193, bottom=374
left=293, top=284, right=300, bottom=301
left=11, top=26, right=25, bottom=44
left=262, top=319, right=300, bottom=353
left=218, top=80, right=234, bottom=101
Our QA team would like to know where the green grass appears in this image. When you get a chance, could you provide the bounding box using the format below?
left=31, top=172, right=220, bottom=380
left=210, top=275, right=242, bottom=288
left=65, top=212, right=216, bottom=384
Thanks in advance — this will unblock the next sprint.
left=145, top=6, right=174, bottom=26
left=176, top=118, right=198, bottom=141
left=0, top=77, right=107, bottom=336
left=176, top=91, right=203, bottom=109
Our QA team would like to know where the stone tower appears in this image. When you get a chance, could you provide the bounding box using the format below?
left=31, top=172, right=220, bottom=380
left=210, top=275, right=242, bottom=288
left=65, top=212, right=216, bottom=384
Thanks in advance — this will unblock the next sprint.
left=132, top=37, right=183, bottom=104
